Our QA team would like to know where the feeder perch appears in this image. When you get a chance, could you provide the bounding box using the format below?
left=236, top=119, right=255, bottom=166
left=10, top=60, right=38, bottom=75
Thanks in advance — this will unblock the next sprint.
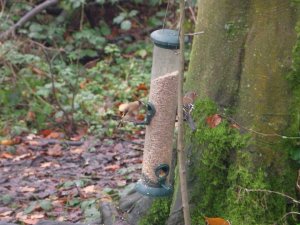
left=135, top=29, right=181, bottom=197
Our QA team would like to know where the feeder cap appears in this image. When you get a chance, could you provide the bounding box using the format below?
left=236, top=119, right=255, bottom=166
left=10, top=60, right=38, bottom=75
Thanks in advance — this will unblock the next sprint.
left=151, top=29, right=181, bottom=49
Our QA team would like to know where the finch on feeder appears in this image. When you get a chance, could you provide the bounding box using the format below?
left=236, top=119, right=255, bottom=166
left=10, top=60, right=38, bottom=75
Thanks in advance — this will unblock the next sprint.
left=183, top=91, right=197, bottom=131
left=118, top=100, right=144, bottom=127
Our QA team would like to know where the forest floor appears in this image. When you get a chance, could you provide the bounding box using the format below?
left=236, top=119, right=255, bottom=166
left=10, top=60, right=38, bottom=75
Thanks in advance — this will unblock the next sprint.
left=0, top=130, right=145, bottom=224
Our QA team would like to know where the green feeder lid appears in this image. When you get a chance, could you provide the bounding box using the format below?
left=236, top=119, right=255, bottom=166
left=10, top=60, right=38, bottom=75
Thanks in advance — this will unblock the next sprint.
left=135, top=179, right=173, bottom=197
left=151, top=29, right=180, bottom=49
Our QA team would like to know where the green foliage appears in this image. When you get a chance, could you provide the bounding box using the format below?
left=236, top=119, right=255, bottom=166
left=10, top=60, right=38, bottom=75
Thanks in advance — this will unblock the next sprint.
left=138, top=198, right=172, bottom=225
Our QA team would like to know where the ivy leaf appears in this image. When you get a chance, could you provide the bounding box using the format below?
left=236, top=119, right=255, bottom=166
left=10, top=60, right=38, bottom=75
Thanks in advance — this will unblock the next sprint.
left=39, top=200, right=52, bottom=212
left=113, top=13, right=126, bottom=24
left=120, top=20, right=131, bottom=31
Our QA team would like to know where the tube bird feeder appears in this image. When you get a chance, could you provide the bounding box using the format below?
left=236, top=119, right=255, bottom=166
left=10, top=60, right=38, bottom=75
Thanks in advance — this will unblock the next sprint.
left=135, top=29, right=181, bottom=197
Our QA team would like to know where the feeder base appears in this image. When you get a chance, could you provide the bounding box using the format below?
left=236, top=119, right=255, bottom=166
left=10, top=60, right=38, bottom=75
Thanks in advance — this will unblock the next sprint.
left=135, top=180, right=173, bottom=197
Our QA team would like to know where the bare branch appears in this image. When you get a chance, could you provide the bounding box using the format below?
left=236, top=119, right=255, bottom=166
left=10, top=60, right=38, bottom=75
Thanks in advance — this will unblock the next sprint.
left=275, top=212, right=300, bottom=225
left=0, top=0, right=59, bottom=40
left=240, top=187, right=300, bottom=205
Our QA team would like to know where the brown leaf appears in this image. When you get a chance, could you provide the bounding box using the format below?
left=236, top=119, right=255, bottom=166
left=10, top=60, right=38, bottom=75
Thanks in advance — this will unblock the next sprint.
left=104, top=164, right=120, bottom=172
left=230, top=123, right=240, bottom=129
left=82, top=185, right=96, bottom=194
left=206, top=114, right=222, bottom=128
left=26, top=111, right=36, bottom=122
left=0, top=210, right=13, bottom=217
left=0, top=152, right=14, bottom=159
left=1, top=139, right=15, bottom=146
left=46, top=132, right=64, bottom=139
left=47, top=144, right=63, bottom=157
left=70, top=148, right=84, bottom=154
left=40, top=162, right=60, bottom=168
left=31, top=66, right=47, bottom=76
left=20, top=218, right=39, bottom=225
left=39, top=129, right=52, bottom=137
left=205, top=217, right=231, bottom=225
left=13, top=153, right=31, bottom=161
left=136, top=83, right=148, bottom=91
left=20, top=186, right=36, bottom=193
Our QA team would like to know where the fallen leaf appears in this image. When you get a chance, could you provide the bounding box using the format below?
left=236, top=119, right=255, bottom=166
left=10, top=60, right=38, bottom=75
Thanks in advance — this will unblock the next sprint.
left=20, top=218, right=39, bottom=225
left=26, top=111, right=36, bottom=122
left=20, top=186, right=36, bottom=193
left=39, top=129, right=52, bottom=137
left=0, top=210, right=13, bottom=217
left=136, top=83, right=148, bottom=91
left=47, top=144, right=63, bottom=157
left=46, top=131, right=64, bottom=139
left=205, top=217, right=231, bottom=225
left=1, top=139, right=15, bottom=146
left=0, top=152, right=14, bottom=159
left=230, top=123, right=240, bottom=129
left=40, top=162, right=60, bottom=168
left=31, top=66, right=47, bottom=76
left=30, top=213, right=44, bottom=219
left=104, top=164, right=120, bottom=172
left=116, top=180, right=127, bottom=187
left=82, top=185, right=96, bottom=194
left=70, top=148, right=84, bottom=154
left=13, top=153, right=31, bottom=161
left=206, top=114, right=222, bottom=128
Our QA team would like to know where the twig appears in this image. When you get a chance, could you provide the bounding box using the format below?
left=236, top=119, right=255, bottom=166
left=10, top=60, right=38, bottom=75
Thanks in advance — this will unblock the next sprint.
left=185, top=0, right=196, bottom=24
left=240, top=187, right=300, bottom=205
left=0, top=0, right=6, bottom=15
left=297, top=169, right=300, bottom=192
left=184, top=31, right=204, bottom=36
left=6, top=62, right=53, bottom=108
left=178, top=1, right=191, bottom=225
left=41, top=48, right=70, bottom=125
left=275, top=211, right=300, bottom=225
left=224, top=115, right=300, bottom=139
left=0, top=0, right=59, bottom=40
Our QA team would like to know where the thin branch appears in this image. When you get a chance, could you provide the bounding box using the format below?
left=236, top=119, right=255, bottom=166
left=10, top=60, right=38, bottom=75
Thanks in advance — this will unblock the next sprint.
left=240, top=187, right=300, bottom=205
left=275, top=212, right=300, bottom=225
left=6, top=62, right=53, bottom=108
left=184, top=31, right=204, bottom=36
left=178, top=1, right=191, bottom=225
left=41, top=48, right=73, bottom=133
left=224, top=115, right=300, bottom=139
left=0, top=0, right=59, bottom=40
left=185, top=0, right=196, bottom=24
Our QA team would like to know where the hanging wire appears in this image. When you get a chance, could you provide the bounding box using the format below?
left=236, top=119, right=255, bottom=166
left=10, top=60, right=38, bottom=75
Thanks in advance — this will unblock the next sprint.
left=162, top=0, right=171, bottom=30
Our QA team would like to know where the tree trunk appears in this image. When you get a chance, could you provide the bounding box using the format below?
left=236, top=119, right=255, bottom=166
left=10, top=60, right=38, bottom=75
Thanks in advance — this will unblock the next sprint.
left=167, top=0, right=300, bottom=224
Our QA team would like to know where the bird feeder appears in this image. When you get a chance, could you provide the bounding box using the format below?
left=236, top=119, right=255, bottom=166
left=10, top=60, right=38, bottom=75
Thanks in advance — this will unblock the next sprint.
left=135, top=29, right=181, bottom=197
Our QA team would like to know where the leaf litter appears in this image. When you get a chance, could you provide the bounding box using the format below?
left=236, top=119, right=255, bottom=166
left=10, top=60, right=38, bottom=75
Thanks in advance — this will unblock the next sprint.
left=0, top=132, right=144, bottom=224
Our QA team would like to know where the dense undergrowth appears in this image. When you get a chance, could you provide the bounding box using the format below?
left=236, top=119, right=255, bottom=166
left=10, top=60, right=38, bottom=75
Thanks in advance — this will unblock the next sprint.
left=0, top=0, right=194, bottom=139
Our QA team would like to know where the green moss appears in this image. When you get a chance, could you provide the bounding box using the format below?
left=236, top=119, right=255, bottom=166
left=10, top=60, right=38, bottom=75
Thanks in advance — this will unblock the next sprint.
left=187, top=100, right=297, bottom=225
left=187, top=100, right=248, bottom=224
left=138, top=197, right=172, bottom=225
left=286, top=21, right=300, bottom=163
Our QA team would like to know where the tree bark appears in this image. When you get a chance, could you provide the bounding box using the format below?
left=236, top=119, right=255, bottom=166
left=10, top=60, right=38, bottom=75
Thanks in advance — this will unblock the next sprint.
left=168, top=0, right=300, bottom=224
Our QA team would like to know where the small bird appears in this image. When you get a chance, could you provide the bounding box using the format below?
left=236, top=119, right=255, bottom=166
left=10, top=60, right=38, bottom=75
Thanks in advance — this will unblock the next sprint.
left=118, top=100, right=144, bottom=127
left=183, top=91, right=197, bottom=131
